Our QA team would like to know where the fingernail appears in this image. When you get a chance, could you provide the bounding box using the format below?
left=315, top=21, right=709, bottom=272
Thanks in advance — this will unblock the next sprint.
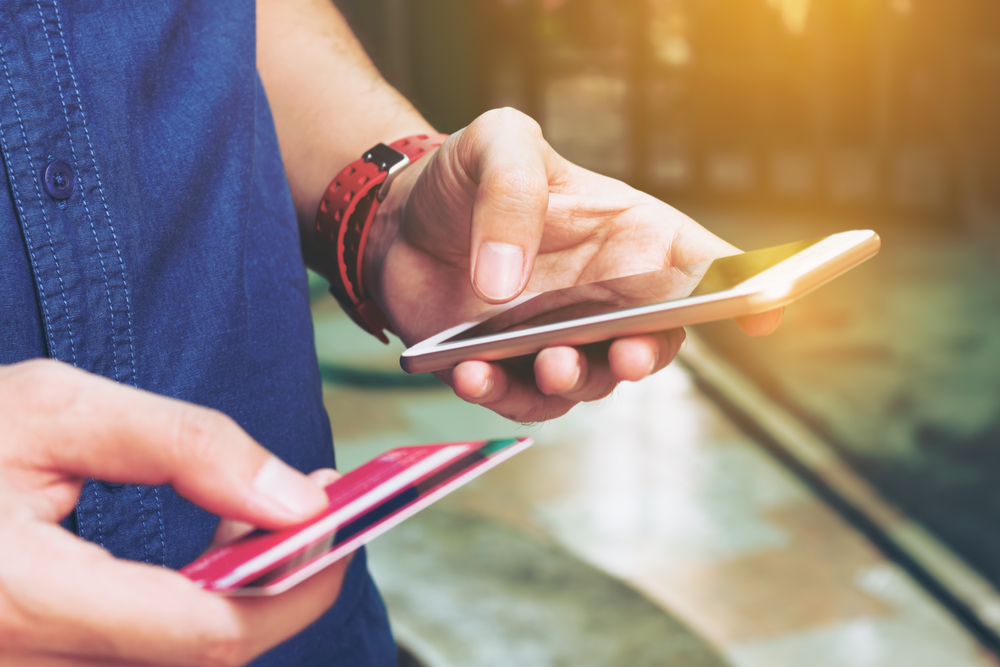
left=569, top=364, right=582, bottom=391
left=475, top=243, right=524, bottom=301
left=471, top=375, right=494, bottom=399
left=648, top=350, right=658, bottom=375
left=253, top=457, right=327, bottom=521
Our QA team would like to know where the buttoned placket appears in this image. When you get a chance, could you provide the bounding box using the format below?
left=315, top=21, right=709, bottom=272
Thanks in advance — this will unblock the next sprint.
left=0, top=0, right=165, bottom=564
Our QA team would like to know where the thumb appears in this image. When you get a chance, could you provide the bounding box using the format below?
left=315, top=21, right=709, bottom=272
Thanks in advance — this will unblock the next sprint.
left=210, top=469, right=342, bottom=548
left=2, top=360, right=328, bottom=529
left=459, top=109, right=559, bottom=304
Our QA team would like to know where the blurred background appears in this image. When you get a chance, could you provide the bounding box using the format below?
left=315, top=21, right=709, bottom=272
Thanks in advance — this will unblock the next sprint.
left=319, top=1, right=1000, bottom=665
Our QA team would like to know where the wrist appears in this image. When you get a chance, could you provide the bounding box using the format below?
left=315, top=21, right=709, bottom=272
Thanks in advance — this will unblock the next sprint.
left=313, top=133, right=447, bottom=342
left=294, top=118, right=437, bottom=233
left=361, top=155, right=422, bottom=315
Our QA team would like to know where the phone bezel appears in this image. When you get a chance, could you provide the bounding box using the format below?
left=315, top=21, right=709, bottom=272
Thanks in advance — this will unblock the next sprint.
left=400, top=229, right=880, bottom=374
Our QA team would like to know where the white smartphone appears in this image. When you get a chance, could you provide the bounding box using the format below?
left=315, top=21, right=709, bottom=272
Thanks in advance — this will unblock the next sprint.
left=400, top=229, right=880, bottom=374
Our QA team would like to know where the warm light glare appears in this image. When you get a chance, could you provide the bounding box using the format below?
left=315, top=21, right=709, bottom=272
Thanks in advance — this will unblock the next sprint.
left=765, top=0, right=811, bottom=34
left=890, top=0, right=912, bottom=15
left=651, top=0, right=692, bottom=66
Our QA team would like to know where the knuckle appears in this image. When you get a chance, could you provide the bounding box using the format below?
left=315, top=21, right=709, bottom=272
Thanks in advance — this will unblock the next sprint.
left=583, top=380, right=619, bottom=403
left=170, top=406, right=235, bottom=463
left=509, top=397, right=572, bottom=424
left=0, top=609, right=29, bottom=653
left=205, top=644, right=250, bottom=667
left=482, top=167, right=548, bottom=210
left=2, top=359, right=85, bottom=417
left=482, top=107, right=542, bottom=136
left=0, top=559, right=39, bottom=653
left=196, top=634, right=252, bottom=667
left=523, top=404, right=570, bottom=424
left=464, top=108, right=544, bottom=154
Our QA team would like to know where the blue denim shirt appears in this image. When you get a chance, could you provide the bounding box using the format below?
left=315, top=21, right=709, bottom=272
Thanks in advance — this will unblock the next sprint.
left=0, top=2, right=395, bottom=664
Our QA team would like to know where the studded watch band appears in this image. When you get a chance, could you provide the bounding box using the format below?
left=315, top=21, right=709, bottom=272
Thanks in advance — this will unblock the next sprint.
left=315, top=133, right=448, bottom=343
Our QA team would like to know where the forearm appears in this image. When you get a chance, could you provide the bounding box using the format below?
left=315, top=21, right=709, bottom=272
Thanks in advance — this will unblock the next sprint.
left=256, top=0, right=434, bottom=254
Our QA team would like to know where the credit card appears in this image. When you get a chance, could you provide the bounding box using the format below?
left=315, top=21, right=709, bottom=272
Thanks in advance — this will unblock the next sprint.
left=181, top=437, right=533, bottom=596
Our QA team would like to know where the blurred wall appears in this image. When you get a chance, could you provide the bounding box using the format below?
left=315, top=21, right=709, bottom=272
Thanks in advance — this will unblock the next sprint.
left=334, top=0, right=480, bottom=133
left=336, top=0, right=1000, bottom=228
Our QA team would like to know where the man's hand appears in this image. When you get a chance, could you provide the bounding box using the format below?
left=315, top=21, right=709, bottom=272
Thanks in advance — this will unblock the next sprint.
left=363, top=109, right=782, bottom=422
left=0, top=360, right=347, bottom=667
left=257, top=1, right=781, bottom=424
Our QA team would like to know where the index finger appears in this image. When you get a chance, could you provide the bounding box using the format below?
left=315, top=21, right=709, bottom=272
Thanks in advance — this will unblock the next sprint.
left=0, top=360, right=327, bottom=529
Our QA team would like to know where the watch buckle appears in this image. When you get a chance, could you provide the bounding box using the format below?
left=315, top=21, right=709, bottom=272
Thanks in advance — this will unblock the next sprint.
left=363, top=143, right=411, bottom=202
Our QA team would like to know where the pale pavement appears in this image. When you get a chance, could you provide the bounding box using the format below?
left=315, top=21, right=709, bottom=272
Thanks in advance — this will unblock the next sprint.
left=313, top=294, right=996, bottom=667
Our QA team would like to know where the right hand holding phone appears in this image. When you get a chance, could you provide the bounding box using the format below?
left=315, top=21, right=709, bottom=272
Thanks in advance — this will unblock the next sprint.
left=0, top=359, right=344, bottom=667
left=366, top=109, right=782, bottom=423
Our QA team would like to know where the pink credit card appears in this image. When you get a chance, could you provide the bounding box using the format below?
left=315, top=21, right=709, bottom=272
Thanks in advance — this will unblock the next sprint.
left=181, top=437, right=532, bottom=596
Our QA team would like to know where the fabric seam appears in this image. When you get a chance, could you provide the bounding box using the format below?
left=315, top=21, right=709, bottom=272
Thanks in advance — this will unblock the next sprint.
left=50, top=0, right=138, bottom=386
left=0, top=36, right=77, bottom=364
left=35, top=0, right=117, bottom=380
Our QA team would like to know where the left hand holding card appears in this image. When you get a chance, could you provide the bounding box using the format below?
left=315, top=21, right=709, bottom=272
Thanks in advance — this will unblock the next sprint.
left=0, top=361, right=347, bottom=667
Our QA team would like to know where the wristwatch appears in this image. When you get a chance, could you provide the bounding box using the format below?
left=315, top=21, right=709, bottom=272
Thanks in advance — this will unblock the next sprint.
left=315, top=133, right=448, bottom=343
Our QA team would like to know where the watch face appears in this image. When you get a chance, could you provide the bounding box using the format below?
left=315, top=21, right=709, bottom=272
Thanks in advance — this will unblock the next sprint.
left=363, top=143, right=408, bottom=172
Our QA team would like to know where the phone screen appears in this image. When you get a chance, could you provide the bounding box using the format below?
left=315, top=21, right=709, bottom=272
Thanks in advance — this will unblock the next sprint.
left=444, top=238, right=819, bottom=343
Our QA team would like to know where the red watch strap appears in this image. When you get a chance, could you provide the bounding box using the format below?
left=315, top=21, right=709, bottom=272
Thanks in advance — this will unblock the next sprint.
left=316, top=133, right=448, bottom=342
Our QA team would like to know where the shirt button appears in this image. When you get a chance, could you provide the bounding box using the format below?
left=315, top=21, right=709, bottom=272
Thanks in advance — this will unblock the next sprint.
left=42, top=160, right=75, bottom=200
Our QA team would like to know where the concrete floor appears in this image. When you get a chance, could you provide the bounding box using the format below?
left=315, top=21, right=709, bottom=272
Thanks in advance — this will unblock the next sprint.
left=313, top=294, right=996, bottom=666
left=690, top=213, right=1000, bottom=597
